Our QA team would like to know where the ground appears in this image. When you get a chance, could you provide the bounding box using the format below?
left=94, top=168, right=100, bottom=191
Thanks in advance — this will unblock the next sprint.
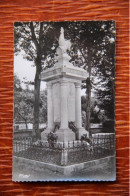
left=12, top=157, right=116, bottom=181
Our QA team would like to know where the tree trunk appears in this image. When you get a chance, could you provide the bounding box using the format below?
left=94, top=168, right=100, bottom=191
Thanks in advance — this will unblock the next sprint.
left=25, top=120, right=28, bottom=129
left=17, top=110, right=28, bottom=130
left=86, top=48, right=92, bottom=138
left=29, top=22, right=43, bottom=141
left=33, top=59, right=41, bottom=141
left=86, top=78, right=92, bottom=138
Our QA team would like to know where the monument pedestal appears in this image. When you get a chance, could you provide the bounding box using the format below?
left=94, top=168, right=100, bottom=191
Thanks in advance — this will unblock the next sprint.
left=77, top=128, right=89, bottom=139
left=56, top=129, right=75, bottom=142
left=41, top=128, right=53, bottom=141
left=41, top=27, right=88, bottom=145
left=41, top=128, right=75, bottom=142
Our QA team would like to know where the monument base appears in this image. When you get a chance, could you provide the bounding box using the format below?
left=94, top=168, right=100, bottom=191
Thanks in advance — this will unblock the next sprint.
left=56, top=128, right=75, bottom=142
left=41, top=128, right=76, bottom=142
left=41, top=128, right=53, bottom=141
left=77, top=128, right=89, bottom=139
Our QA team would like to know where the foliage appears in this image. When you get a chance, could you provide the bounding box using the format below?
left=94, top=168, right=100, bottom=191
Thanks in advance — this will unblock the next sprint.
left=39, top=90, right=47, bottom=123
left=81, top=95, right=107, bottom=124
left=14, top=22, right=60, bottom=139
left=81, top=134, right=93, bottom=145
left=64, top=21, right=115, bottom=128
left=47, top=132, right=58, bottom=148
left=14, top=75, right=47, bottom=127
left=14, top=22, right=60, bottom=69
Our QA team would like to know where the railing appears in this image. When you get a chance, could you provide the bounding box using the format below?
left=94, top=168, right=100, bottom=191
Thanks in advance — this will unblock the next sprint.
left=13, top=134, right=115, bottom=166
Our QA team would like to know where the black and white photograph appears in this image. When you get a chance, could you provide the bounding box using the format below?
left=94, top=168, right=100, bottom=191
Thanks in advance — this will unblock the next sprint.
left=13, top=21, right=116, bottom=181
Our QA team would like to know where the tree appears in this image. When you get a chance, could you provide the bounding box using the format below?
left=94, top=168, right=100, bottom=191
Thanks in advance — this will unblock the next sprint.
left=64, top=21, right=115, bottom=136
left=14, top=75, right=34, bottom=128
left=14, top=75, right=47, bottom=129
left=14, top=22, right=60, bottom=140
left=39, top=90, right=47, bottom=124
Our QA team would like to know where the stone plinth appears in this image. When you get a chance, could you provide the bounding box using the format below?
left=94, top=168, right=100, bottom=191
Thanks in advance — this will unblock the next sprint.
left=56, top=129, right=75, bottom=142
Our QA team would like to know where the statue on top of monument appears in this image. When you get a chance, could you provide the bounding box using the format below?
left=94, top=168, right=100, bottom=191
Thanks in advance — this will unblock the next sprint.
left=55, top=27, right=72, bottom=67
left=59, top=27, right=71, bottom=52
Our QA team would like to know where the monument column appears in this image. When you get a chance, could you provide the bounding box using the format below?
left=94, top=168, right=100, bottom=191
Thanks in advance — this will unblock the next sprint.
left=60, top=80, right=68, bottom=129
left=47, top=83, right=53, bottom=130
left=75, top=83, right=82, bottom=128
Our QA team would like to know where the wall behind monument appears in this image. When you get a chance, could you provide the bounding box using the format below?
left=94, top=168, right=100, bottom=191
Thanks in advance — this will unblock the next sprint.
left=0, top=0, right=129, bottom=195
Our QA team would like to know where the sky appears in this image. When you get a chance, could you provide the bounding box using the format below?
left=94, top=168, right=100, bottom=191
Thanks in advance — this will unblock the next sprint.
left=14, top=54, right=46, bottom=91
left=14, top=54, right=86, bottom=95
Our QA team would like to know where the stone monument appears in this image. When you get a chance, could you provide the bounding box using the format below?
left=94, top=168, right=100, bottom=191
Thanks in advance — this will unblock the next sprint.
left=41, top=27, right=88, bottom=142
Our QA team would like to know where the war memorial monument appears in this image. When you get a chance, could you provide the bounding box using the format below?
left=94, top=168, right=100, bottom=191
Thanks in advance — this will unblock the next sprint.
left=13, top=22, right=115, bottom=181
